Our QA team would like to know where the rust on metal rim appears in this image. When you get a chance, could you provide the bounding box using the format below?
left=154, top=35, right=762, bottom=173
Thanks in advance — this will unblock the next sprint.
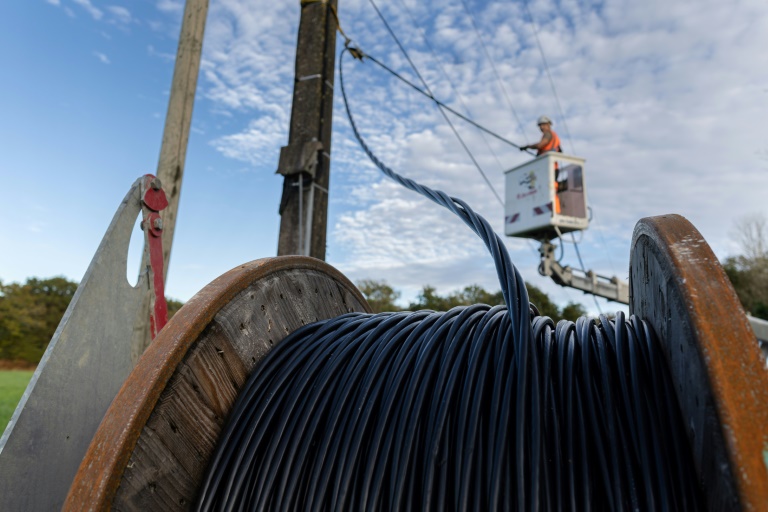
left=64, top=256, right=370, bottom=511
left=630, top=215, right=768, bottom=510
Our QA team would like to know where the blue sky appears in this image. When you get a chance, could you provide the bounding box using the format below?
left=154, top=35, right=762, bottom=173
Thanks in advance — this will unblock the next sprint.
left=1, top=0, right=767, bottom=314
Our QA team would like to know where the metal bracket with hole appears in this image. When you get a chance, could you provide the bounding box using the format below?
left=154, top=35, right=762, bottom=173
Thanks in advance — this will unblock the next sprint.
left=0, top=175, right=168, bottom=511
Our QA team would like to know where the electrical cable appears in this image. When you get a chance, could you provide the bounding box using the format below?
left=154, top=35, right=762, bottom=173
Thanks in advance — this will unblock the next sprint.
left=571, top=231, right=604, bottom=315
left=358, top=52, right=530, bottom=154
left=457, top=0, right=529, bottom=141
left=368, top=0, right=504, bottom=206
left=522, top=0, right=575, bottom=154
left=349, top=18, right=615, bottom=315
left=392, top=0, right=511, bottom=181
left=193, top=48, right=702, bottom=511
left=348, top=0, right=611, bottom=306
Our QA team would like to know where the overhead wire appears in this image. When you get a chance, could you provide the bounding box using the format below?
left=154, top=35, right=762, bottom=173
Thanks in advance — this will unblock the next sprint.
left=522, top=0, right=574, bottom=154
left=393, top=0, right=512, bottom=179
left=358, top=54, right=531, bottom=153
left=368, top=0, right=504, bottom=206
left=354, top=1, right=618, bottom=314
left=458, top=0, right=530, bottom=141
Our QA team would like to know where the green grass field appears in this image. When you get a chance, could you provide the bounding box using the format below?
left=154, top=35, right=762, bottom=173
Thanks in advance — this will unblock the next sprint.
left=0, top=371, right=34, bottom=433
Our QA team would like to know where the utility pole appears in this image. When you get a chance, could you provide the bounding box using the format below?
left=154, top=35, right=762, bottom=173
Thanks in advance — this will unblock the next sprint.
left=155, top=0, right=209, bottom=277
left=277, top=0, right=339, bottom=259
left=132, top=0, right=209, bottom=361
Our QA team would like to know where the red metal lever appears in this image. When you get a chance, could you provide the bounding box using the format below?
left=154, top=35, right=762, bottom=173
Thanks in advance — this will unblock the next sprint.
left=140, top=174, right=169, bottom=338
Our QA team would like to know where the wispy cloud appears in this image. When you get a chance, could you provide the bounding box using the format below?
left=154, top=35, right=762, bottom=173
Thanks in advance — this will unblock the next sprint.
left=93, top=51, right=110, bottom=64
left=106, top=5, right=132, bottom=24
left=73, top=0, right=103, bottom=20
left=46, top=0, right=61, bottom=6
left=147, top=44, right=175, bottom=62
left=157, top=0, right=184, bottom=13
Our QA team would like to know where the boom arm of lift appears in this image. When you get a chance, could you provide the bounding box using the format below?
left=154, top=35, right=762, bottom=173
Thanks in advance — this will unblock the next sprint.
left=538, top=240, right=629, bottom=304
left=538, top=240, right=768, bottom=361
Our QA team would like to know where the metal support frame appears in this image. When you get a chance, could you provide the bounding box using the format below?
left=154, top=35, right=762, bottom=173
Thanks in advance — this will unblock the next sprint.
left=0, top=176, right=168, bottom=511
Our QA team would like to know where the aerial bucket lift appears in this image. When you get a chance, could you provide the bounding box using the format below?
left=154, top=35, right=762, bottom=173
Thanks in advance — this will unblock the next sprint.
left=504, top=152, right=629, bottom=303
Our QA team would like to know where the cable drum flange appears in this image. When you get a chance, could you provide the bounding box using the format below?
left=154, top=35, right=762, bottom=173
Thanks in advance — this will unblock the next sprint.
left=64, top=256, right=371, bottom=511
left=630, top=214, right=768, bottom=511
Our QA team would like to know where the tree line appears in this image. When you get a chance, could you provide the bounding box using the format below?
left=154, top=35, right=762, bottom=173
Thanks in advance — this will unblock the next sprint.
left=357, top=279, right=587, bottom=321
left=722, top=214, right=768, bottom=319
left=0, top=278, right=183, bottom=364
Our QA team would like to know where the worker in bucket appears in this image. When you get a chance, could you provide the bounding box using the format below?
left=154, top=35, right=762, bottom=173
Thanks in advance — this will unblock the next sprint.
left=520, top=115, right=562, bottom=156
left=520, top=115, right=563, bottom=213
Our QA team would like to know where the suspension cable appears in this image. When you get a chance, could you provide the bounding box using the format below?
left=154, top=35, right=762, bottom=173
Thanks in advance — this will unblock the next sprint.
left=458, top=0, right=530, bottom=141
left=353, top=3, right=615, bottom=310
left=393, top=0, right=512, bottom=178
left=362, top=53, right=532, bottom=153
left=368, top=0, right=504, bottom=206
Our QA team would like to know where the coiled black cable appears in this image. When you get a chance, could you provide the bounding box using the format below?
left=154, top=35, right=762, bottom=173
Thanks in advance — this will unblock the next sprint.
left=193, top=49, right=701, bottom=511
left=195, top=310, right=701, bottom=510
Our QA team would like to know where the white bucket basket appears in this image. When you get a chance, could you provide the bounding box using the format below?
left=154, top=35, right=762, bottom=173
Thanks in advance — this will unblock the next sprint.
left=504, top=152, right=589, bottom=240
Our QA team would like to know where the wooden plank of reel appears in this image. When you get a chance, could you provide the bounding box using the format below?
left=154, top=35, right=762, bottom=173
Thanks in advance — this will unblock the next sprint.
left=64, top=256, right=371, bottom=511
left=630, top=214, right=768, bottom=511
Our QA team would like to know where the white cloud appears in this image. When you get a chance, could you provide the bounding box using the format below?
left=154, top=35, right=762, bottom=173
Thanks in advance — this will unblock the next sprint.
left=193, top=0, right=768, bottom=311
left=93, top=51, right=110, bottom=64
left=73, top=0, right=103, bottom=20
left=106, top=5, right=132, bottom=24
left=46, top=0, right=61, bottom=6
left=157, top=0, right=184, bottom=13
left=147, top=44, right=175, bottom=61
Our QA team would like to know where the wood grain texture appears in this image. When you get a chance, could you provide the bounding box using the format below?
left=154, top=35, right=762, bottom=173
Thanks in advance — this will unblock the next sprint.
left=630, top=215, right=768, bottom=511
left=64, top=257, right=370, bottom=511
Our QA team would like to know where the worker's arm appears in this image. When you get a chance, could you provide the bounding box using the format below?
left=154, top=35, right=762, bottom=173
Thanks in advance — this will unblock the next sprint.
left=520, top=132, right=552, bottom=151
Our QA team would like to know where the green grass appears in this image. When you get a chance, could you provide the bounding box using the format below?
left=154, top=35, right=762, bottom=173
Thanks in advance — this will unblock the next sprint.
left=0, top=371, right=34, bottom=433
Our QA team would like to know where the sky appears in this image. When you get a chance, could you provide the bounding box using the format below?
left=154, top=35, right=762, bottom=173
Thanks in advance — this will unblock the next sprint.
left=0, top=0, right=767, bottom=315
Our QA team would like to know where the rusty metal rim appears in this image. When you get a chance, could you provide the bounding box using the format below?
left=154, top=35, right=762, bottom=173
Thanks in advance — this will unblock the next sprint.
left=630, top=215, right=768, bottom=510
left=64, top=256, right=370, bottom=511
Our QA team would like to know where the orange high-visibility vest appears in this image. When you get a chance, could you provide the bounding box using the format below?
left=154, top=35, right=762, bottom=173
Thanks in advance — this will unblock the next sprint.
left=539, top=130, right=563, bottom=214
left=537, top=130, right=562, bottom=155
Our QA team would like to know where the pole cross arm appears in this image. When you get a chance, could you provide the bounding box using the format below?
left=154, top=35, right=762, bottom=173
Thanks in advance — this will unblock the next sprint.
left=277, top=140, right=324, bottom=178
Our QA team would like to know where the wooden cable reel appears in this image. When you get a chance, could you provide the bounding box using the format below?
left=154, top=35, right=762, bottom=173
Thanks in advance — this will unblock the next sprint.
left=65, top=216, right=768, bottom=511
left=65, top=257, right=371, bottom=510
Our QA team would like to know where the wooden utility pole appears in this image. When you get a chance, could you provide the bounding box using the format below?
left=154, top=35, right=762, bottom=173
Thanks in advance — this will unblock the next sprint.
left=155, top=0, right=209, bottom=276
left=132, top=0, right=209, bottom=361
left=277, top=0, right=339, bottom=259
